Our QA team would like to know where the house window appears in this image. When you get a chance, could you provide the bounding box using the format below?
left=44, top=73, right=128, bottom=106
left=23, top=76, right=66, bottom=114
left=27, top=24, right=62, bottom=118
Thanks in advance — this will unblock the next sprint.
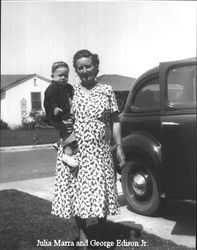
left=31, top=92, right=41, bottom=110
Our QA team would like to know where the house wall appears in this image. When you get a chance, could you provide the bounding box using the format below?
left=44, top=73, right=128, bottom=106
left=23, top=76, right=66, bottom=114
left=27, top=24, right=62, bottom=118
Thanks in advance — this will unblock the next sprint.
left=1, top=91, right=7, bottom=122
left=1, top=77, right=50, bottom=129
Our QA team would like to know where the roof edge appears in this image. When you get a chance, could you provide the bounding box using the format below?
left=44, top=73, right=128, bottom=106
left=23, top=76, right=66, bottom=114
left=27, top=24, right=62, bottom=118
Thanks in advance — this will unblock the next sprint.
left=1, top=74, right=51, bottom=91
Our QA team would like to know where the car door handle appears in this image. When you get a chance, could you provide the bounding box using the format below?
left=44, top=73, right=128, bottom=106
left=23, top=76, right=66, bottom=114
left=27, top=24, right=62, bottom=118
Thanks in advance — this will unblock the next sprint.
left=161, top=122, right=181, bottom=133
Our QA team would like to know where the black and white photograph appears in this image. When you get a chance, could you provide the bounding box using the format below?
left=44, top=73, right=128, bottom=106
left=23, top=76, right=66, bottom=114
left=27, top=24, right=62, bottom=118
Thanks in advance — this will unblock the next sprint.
left=0, top=1, right=196, bottom=249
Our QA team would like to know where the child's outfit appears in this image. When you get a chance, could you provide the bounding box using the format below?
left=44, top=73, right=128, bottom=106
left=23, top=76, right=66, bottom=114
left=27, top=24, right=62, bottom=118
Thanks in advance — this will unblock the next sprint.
left=44, top=81, right=78, bottom=167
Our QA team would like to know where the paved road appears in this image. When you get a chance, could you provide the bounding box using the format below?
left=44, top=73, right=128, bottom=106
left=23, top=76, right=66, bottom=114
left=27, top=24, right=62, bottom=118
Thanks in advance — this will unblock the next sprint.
left=0, top=148, right=56, bottom=183
left=0, top=148, right=195, bottom=248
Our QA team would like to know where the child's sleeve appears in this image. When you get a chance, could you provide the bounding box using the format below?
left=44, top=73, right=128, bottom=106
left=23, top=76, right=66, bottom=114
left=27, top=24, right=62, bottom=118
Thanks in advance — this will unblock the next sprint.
left=67, top=84, right=74, bottom=99
left=44, top=85, right=58, bottom=119
left=44, top=87, right=51, bottom=118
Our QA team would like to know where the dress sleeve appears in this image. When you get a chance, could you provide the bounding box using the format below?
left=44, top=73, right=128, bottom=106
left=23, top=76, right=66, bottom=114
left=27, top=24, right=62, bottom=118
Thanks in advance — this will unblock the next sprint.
left=108, top=85, right=119, bottom=113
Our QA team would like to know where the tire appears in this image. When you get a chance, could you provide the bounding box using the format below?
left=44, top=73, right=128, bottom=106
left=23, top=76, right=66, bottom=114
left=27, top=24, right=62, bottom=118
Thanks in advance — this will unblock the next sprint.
left=121, top=160, right=159, bottom=216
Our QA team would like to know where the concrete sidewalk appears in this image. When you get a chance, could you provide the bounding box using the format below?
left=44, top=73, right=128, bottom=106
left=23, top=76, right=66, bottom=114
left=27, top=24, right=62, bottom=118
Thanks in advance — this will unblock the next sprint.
left=0, top=176, right=55, bottom=201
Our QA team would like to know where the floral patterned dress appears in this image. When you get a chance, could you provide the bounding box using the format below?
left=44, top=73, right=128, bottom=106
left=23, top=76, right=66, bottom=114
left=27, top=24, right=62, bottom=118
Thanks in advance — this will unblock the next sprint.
left=51, top=83, right=120, bottom=219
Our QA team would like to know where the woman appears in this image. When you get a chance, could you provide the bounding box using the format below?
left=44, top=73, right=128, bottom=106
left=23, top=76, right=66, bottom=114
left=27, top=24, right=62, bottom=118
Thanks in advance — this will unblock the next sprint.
left=51, top=49, right=125, bottom=246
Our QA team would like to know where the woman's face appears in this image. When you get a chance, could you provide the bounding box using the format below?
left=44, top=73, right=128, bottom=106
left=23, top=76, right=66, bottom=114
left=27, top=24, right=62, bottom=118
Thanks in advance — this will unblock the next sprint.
left=75, top=56, right=98, bottom=85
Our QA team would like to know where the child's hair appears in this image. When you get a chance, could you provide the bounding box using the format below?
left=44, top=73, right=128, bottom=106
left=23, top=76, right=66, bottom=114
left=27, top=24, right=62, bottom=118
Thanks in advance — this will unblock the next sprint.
left=51, top=61, right=69, bottom=74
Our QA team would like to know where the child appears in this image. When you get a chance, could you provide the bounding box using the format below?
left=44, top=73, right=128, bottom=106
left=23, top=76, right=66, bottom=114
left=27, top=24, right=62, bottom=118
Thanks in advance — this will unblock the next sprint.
left=44, top=61, right=78, bottom=168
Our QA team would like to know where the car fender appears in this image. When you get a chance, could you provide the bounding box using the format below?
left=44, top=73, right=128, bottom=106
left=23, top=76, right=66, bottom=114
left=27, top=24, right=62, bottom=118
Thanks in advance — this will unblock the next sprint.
left=112, top=131, right=162, bottom=179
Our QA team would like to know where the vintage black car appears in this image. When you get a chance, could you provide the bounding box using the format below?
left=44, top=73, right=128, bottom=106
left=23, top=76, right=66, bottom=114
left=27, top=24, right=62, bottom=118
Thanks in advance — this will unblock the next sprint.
left=114, top=58, right=196, bottom=216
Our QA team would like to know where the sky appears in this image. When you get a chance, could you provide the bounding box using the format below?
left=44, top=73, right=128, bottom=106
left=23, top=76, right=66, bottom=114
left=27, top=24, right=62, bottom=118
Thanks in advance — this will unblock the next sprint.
left=1, top=1, right=197, bottom=83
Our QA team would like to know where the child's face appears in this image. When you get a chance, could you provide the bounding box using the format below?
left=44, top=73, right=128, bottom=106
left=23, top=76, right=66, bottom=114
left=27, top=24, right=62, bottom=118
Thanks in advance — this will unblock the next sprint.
left=52, top=66, right=69, bottom=84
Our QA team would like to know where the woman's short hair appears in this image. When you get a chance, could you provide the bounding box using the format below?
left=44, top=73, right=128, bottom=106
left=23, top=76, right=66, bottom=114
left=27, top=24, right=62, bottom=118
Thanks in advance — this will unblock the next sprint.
left=73, top=49, right=99, bottom=71
left=51, top=61, right=69, bottom=74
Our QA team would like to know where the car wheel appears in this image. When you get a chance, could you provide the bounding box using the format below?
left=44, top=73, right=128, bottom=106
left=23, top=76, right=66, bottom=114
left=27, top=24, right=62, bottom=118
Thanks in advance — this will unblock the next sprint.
left=121, top=160, right=159, bottom=216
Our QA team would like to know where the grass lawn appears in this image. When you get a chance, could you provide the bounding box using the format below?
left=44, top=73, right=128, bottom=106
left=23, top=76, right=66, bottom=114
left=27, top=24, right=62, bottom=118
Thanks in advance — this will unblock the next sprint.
left=0, top=190, right=194, bottom=250
left=0, top=128, right=59, bottom=147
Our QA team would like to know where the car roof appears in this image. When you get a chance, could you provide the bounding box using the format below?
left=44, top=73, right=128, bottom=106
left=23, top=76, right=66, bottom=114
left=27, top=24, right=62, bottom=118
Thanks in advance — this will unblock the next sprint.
left=135, top=66, right=159, bottom=84
left=132, top=57, right=196, bottom=91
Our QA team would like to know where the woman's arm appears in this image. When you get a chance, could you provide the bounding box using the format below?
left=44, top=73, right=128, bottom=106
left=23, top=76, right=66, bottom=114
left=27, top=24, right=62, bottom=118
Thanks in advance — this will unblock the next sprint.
left=108, top=85, right=126, bottom=168
left=112, top=112, right=126, bottom=168
left=113, top=121, right=122, bottom=146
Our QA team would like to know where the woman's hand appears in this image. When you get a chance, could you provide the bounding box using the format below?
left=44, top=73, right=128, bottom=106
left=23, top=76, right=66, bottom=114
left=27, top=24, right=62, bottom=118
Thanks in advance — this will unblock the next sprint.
left=116, top=145, right=126, bottom=170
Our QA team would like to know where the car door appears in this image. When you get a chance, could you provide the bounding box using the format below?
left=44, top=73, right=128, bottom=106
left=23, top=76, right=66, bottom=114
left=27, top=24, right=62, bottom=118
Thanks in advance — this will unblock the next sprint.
left=160, top=61, right=196, bottom=199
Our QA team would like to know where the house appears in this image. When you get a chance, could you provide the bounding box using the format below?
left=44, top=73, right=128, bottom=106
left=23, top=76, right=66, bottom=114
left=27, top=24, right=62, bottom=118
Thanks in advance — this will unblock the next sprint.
left=1, top=74, right=51, bottom=129
left=97, top=74, right=136, bottom=112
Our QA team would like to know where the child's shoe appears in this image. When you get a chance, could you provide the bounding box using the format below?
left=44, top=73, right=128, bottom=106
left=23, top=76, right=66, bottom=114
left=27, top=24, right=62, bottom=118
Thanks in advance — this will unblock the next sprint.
left=53, top=142, right=59, bottom=151
left=62, top=154, right=78, bottom=168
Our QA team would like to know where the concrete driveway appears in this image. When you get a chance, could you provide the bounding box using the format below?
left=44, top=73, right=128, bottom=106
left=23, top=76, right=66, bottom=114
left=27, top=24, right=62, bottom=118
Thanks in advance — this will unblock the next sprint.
left=0, top=146, right=195, bottom=248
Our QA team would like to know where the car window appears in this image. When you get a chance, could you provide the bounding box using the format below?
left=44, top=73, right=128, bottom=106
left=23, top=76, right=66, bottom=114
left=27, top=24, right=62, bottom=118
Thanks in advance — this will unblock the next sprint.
left=167, top=65, right=196, bottom=107
left=131, top=77, right=160, bottom=112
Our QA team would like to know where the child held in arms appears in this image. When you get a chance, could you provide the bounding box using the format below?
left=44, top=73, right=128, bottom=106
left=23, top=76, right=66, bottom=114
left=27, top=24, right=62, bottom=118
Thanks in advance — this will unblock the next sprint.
left=44, top=61, right=78, bottom=168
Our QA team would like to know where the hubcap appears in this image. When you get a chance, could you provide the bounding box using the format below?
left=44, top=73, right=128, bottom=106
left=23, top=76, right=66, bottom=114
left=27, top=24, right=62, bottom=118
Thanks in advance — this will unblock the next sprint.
left=132, top=173, right=147, bottom=196
left=130, top=170, right=152, bottom=201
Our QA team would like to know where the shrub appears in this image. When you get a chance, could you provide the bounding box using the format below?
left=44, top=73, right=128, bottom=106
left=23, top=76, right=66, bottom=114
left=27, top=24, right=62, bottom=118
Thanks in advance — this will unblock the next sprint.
left=0, top=119, right=9, bottom=130
left=21, top=121, right=35, bottom=130
left=20, top=110, right=52, bottom=130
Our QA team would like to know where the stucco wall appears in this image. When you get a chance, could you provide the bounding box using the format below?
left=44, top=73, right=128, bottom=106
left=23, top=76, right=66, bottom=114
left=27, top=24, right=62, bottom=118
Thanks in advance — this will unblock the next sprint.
left=1, top=92, right=7, bottom=123
left=1, top=77, right=50, bottom=128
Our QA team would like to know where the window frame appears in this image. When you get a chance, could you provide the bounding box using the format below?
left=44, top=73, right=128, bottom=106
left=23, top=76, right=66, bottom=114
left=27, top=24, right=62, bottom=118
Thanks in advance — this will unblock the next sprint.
left=162, top=62, right=197, bottom=112
left=130, top=74, right=160, bottom=113
left=166, top=64, right=196, bottom=110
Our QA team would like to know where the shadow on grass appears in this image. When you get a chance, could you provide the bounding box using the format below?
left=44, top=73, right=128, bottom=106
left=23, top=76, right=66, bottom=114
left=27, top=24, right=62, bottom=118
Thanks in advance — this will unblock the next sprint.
left=0, top=190, right=194, bottom=250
